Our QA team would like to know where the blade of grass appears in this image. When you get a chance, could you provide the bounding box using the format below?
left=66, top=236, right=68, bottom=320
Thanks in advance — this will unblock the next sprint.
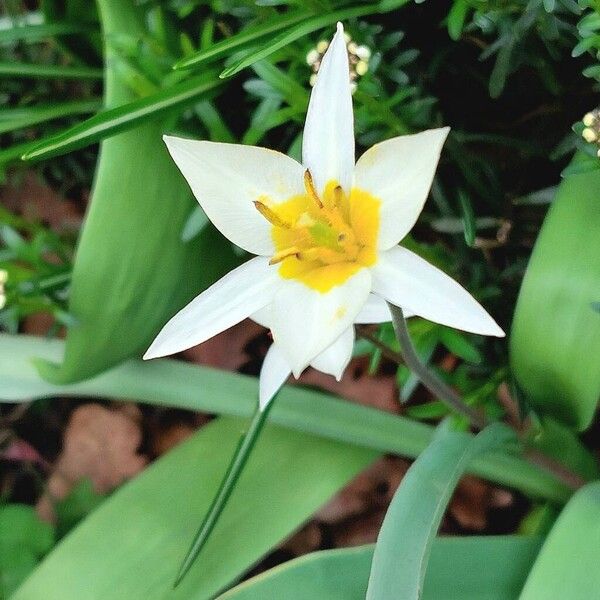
left=20, top=74, right=222, bottom=161
left=0, top=61, right=103, bottom=79
left=0, top=99, right=101, bottom=135
left=174, top=402, right=274, bottom=588
left=172, top=11, right=310, bottom=70
left=220, top=5, right=394, bottom=79
left=0, top=22, right=93, bottom=44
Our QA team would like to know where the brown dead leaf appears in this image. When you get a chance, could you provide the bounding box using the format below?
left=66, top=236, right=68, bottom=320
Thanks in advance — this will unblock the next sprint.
left=183, top=319, right=264, bottom=370
left=299, top=358, right=399, bottom=413
left=37, top=403, right=147, bottom=522
left=0, top=172, right=82, bottom=232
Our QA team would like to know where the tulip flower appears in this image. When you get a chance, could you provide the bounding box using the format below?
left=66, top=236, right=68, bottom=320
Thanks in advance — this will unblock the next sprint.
left=144, top=22, right=504, bottom=410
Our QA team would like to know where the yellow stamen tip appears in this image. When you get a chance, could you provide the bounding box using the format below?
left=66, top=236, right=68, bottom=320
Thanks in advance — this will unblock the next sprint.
left=254, top=200, right=291, bottom=229
left=269, top=246, right=300, bottom=265
left=303, top=170, right=323, bottom=208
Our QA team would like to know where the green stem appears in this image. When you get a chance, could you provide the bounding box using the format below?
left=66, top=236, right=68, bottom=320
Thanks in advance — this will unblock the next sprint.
left=388, top=303, right=488, bottom=429
left=174, top=401, right=274, bottom=588
left=387, top=304, right=582, bottom=492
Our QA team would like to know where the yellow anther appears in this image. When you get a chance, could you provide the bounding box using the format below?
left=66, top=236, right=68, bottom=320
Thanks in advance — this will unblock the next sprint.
left=253, top=201, right=291, bottom=229
left=303, top=170, right=323, bottom=208
left=269, top=246, right=300, bottom=265
left=332, top=185, right=345, bottom=209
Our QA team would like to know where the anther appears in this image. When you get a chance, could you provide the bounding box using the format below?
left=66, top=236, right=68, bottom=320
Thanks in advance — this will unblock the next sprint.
left=253, top=201, right=291, bottom=229
left=333, top=185, right=344, bottom=209
left=304, top=170, right=323, bottom=208
left=269, top=247, right=300, bottom=265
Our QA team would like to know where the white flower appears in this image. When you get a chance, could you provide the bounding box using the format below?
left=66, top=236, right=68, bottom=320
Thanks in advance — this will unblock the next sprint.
left=144, top=22, right=504, bottom=409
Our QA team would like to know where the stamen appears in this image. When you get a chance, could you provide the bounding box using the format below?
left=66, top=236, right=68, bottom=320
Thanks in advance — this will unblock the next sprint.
left=332, top=185, right=344, bottom=209
left=269, top=246, right=300, bottom=265
left=253, top=201, right=291, bottom=229
left=303, top=170, right=323, bottom=209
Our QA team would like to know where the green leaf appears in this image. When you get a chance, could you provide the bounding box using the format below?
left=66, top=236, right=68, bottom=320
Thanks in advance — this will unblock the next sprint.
left=0, top=22, right=92, bottom=44
left=457, top=189, right=476, bottom=247
left=219, top=537, right=542, bottom=600
left=33, top=0, right=238, bottom=383
left=173, top=11, right=311, bottom=70
left=0, top=504, right=54, bottom=597
left=519, top=482, right=600, bottom=599
left=0, top=333, right=574, bottom=503
left=11, top=417, right=376, bottom=600
left=366, top=421, right=514, bottom=599
left=447, top=0, right=470, bottom=41
left=510, top=158, right=600, bottom=430
left=219, top=6, right=385, bottom=79
left=0, top=99, right=101, bottom=135
left=21, top=74, right=222, bottom=161
left=0, top=62, right=103, bottom=79
left=529, top=417, right=599, bottom=481
left=54, top=479, right=105, bottom=539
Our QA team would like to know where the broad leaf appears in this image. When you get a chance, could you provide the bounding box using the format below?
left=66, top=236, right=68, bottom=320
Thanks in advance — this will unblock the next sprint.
left=12, top=417, right=377, bottom=600
left=219, top=537, right=542, bottom=600
left=511, top=160, right=600, bottom=430
left=519, top=482, right=600, bottom=599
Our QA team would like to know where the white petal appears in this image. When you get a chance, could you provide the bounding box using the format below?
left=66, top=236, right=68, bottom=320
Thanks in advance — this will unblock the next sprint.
left=355, top=294, right=392, bottom=324
left=372, top=246, right=504, bottom=337
left=250, top=304, right=272, bottom=328
left=163, top=136, right=304, bottom=256
left=144, top=257, right=280, bottom=359
left=270, top=269, right=372, bottom=376
left=259, top=344, right=291, bottom=410
left=302, top=22, right=354, bottom=194
left=354, top=128, right=450, bottom=250
left=310, top=326, right=354, bottom=381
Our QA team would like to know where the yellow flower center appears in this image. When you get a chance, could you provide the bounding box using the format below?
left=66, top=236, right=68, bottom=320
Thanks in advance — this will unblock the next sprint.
left=254, top=170, right=380, bottom=292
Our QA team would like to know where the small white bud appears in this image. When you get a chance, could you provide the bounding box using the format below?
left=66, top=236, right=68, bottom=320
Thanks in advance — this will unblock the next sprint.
left=582, top=127, right=598, bottom=143
left=306, top=49, right=320, bottom=66
left=343, top=32, right=351, bottom=44
left=0, top=295, right=5, bottom=310
left=355, top=45, right=372, bottom=60
left=355, top=60, right=369, bottom=76
left=583, top=112, right=596, bottom=127
left=309, top=73, right=318, bottom=87
left=0, top=270, right=7, bottom=285
left=347, top=42, right=358, bottom=54
left=316, top=40, right=329, bottom=54
left=350, top=81, right=357, bottom=94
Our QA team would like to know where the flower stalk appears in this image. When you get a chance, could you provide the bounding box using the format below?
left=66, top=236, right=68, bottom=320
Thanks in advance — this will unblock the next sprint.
left=388, top=303, right=488, bottom=429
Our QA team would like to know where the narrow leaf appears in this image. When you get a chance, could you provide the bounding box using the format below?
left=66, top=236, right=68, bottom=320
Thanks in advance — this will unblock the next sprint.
left=0, top=333, right=573, bottom=504
left=0, top=62, right=103, bottom=79
left=21, top=75, right=222, bottom=161
left=173, top=11, right=310, bottom=70
left=366, top=421, right=514, bottom=599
